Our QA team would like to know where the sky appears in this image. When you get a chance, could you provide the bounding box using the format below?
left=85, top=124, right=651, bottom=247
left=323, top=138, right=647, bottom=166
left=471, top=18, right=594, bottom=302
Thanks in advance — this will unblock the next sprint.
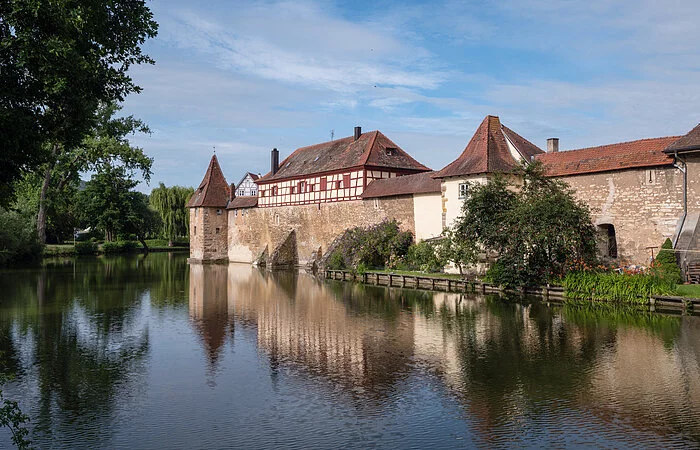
left=121, top=0, right=700, bottom=191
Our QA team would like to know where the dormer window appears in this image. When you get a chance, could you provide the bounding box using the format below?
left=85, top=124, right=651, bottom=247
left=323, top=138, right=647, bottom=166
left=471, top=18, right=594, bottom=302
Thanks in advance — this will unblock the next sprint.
left=385, top=147, right=397, bottom=156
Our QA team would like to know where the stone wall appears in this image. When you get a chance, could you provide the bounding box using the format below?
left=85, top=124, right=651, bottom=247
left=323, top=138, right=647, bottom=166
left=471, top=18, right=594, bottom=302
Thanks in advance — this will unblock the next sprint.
left=189, top=207, right=229, bottom=262
left=560, top=166, right=685, bottom=264
left=228, top=196, right=415, bottom=265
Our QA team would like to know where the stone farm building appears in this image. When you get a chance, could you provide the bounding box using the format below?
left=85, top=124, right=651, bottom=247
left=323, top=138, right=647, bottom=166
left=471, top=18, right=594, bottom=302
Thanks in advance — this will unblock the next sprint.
left=187, top=119, right=700, bottom=276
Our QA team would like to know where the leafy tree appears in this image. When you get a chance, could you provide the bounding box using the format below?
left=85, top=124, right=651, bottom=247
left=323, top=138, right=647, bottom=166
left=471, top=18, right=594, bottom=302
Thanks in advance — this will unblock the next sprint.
left=454, top=162, right=597, bottom=287
left=0, top=206, right=43, bottom=265
left=1, top=0, right=158, bottom=207
left=150, top=184, right=194, bottom=246
left=36, top=103, right=153, bottom=243
left=0, top=381, right=31, bottom=449
left=77, top=166, right=155, bottom=246
left=327, top=220, right=413, bottom=270
left=435, top=226, right=478, bottom=275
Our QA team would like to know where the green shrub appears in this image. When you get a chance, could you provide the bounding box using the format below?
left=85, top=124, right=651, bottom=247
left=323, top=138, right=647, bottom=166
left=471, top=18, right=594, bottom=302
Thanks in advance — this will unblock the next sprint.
left=102, top=241, right=138, bottom=254
left=406, top=241, right=444, bottom=272
left=75, top=241, right=97, bottom=255
left=563, top=270, right=676, bottom=303
left=327, top=250, right=345, bottom=270
left=653, top=238, right=682, bottom=284
left=0, top=207, right=43, bottom=265
left=330, top=219, right=414, bottom=270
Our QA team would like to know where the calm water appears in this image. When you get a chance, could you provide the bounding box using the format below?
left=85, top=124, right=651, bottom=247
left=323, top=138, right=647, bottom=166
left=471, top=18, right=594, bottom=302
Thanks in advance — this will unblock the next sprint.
left=0, top=253, right=698, bottom=449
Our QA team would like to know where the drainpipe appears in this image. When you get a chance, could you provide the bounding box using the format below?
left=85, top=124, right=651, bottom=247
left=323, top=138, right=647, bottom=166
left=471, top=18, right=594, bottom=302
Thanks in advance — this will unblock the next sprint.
left=672, top=150, right=687, bottom=248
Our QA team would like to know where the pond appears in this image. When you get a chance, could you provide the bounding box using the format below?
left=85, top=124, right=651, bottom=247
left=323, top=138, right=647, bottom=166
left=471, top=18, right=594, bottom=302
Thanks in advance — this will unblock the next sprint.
left=0, top=253, right=698, bottom=448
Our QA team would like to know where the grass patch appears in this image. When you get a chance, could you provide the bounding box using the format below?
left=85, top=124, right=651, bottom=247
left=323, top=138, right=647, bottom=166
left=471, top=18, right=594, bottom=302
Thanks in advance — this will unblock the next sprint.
left=43, top=244, right=76, bottom=256
left=674, top=284, right=700, bottom=298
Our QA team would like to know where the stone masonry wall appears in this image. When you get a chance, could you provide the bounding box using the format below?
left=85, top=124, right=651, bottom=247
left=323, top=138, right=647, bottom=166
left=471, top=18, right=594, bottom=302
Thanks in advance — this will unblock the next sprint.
left=561, top=166, right=684, bottom=265
left=189, top=207, right=229, bottom=262
left=228, top=196, right=415, bottom=265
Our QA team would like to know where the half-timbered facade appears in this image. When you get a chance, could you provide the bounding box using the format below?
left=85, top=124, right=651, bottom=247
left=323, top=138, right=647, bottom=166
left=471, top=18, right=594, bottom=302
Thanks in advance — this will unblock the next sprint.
left=234, top=172, right=259, bottom=197
left=255, top=127, right=430, bottom=207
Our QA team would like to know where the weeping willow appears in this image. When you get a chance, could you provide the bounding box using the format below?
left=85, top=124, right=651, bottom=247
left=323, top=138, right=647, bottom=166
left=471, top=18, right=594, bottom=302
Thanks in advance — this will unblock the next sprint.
left=149, top=183, right=194, bottom=245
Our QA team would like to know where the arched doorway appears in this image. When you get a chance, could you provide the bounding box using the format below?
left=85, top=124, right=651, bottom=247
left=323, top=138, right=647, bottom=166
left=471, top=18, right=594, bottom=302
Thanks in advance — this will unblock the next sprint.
left=597, top=224, right=618, bottom=258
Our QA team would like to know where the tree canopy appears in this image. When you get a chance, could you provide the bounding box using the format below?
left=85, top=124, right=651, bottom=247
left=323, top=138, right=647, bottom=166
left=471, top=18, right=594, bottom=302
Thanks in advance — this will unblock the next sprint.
left=450, top=162, right=597, bottom=287
left=150, top=184, right=194, bottom=245
left=0, top=0, right=158, bottom=204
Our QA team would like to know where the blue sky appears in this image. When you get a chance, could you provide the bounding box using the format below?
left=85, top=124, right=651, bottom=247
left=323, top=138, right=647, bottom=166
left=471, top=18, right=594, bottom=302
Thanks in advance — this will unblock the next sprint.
left=122, top=0, right=700, bottom=190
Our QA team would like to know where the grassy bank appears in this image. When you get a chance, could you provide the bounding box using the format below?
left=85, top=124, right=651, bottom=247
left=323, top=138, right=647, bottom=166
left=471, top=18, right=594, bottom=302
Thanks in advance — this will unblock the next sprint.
left=43, top=240, right=189, bottom=257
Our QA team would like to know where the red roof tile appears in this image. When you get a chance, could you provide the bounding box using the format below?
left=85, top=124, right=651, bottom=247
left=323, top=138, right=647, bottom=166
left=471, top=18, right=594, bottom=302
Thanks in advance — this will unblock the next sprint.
left=187, top=155, right=230, bottom=208
left=665, top=123, right=700, bottom=153
left=361, top=172, right=441, bottom=199
left=433, top=116, right=544, bottom=178
left=256, top=130, right=430, bottom=183
left=227, top=196, right=258, bottom=209
left=537, top=136, right=681, bottom=177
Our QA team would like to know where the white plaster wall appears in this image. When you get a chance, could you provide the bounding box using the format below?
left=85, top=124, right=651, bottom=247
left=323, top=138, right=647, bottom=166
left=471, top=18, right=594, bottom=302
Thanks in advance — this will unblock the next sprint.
left=413, top=192, right=443, bottom=241
left=441, top=176, right=488, bottom=229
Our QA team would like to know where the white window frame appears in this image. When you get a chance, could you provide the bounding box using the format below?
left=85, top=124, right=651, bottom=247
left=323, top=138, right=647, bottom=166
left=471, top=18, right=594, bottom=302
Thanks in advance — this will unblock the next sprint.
left=458, top=183, right=468, bottom=199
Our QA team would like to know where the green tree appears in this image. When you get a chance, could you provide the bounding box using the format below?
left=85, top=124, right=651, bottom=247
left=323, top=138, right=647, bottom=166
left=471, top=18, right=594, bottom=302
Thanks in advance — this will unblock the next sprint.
left=455, top=162, right=597, bottom=287
left=149, top=184, right=194, bottom=246
left=435, top=226, right=478, bottom=275
left=77, top=166, right=154, bottom=245
left=36, top=103, right=153, bottom=244
left=1, top=0, right=158, bottom=206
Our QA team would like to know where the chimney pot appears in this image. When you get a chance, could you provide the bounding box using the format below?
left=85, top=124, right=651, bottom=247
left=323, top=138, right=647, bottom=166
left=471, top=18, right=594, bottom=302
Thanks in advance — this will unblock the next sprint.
left=547, top=138, right=559, bottom=153
left=271, top=148, right=280, bottom=175
left=354, top=126, right=362, bottom=141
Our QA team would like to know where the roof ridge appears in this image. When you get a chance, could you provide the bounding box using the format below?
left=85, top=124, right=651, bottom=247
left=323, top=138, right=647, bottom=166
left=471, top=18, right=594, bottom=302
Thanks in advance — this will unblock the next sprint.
left=359, top=131, right=379, bottom=166
left=563, top=136, right=682, bottom=153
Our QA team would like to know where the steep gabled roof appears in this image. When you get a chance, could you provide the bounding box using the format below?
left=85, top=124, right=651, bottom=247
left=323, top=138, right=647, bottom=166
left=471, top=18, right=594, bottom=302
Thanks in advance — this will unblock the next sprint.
left=537, top=136, right=680, bottom=177
left=361, top=171, right=441, bottom=199
left=256, top=130, right=430, bottom=183
left=432, top=115, right=544, bottom=178
left=235, top=172, right=260, bottom=189
left=665, top=123, right=700, bottom=153
left=187, top=155, right=230, bottom=208
left=226, top=196, right=258, bottom=209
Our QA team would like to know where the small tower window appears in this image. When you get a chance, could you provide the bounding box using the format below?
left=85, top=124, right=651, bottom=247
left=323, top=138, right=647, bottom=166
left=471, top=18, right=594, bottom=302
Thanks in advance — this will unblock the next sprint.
left=216, top=209, right=222, bottom=215
left=215, top=227, right=220, bottom=234
left=194, top=226, right=197, bottom=235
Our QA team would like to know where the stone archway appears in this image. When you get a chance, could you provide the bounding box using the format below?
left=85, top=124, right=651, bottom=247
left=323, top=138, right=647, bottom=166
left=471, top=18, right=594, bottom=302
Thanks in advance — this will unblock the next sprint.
left=597, top=223, right=618, bottom=259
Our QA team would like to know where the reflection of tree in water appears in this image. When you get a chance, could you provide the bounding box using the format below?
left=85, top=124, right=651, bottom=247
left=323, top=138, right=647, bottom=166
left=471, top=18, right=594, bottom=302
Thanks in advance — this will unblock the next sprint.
left=0, top=254, right=187, bottom=447
left=437, top=294, right=615, bottom=443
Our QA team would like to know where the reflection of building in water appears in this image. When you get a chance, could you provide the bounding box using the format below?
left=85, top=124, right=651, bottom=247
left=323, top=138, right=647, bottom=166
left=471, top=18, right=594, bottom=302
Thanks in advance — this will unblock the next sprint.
left=227, top=264, right=415, bottom=389
left=587, top=321, right=700, bottom=436
left=189, top=263, right=232, bottom=370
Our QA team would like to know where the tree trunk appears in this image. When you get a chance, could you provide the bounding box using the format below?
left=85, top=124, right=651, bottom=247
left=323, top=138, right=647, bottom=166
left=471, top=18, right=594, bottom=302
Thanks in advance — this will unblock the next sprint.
left=36, top=162, right=54, bottom=244
left=168, top=239, right=173, bottom=247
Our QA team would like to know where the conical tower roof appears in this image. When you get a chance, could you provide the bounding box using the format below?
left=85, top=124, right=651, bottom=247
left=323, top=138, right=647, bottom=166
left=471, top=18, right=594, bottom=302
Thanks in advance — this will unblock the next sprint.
left=665, top=123, right=700, bottom=153
left=187, top=155, right=230, bottom=208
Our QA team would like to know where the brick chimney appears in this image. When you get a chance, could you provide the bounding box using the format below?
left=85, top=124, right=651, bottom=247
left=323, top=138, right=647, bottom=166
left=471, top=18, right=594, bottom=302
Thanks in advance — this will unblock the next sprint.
left=271, top=148, right=279, bottom=175
left=354, top=126, right=362, bottom=141
left=547, top=138, right=559, bottom=153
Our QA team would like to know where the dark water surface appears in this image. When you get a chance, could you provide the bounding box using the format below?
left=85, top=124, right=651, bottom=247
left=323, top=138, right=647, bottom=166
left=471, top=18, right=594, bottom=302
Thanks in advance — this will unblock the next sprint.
left=0, top=253, right=698, bottom=449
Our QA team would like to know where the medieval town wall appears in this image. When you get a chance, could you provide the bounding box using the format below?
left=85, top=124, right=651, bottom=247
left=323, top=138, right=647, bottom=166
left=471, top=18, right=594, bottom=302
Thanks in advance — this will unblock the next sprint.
left=561, top=167, right=685, bottom=264
left=189, top=207, right=229, bottom=262
left=228, top=197, right=415, bottom=265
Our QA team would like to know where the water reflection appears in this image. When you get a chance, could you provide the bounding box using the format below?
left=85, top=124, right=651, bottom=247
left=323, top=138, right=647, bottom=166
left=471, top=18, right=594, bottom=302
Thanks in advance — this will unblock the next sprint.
left=188, top=264, right=699, bottom=446
left=0, top=254, right=698, bottom=448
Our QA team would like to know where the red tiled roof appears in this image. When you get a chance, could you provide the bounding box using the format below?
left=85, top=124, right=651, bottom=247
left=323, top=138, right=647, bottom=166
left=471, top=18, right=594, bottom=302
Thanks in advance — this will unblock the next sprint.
left=361, top=171, right=441, bottom=199
left=537, top=136, right=681, bottom=177
left=665, top=123, right=700, bottom=153
left=249, top=172, right=260, bottom=181
left=433, top=115, right=543, bottom=178
left=256, top=130, right=430, bottom=183
left=187, top=155, right=230, bottom=208
left=227, top=196, right=258, bottom=209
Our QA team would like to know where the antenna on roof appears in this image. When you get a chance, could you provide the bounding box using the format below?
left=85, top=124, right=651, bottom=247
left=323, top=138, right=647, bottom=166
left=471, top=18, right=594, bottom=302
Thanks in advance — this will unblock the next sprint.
left=330, top=129, right=335, bottom=141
